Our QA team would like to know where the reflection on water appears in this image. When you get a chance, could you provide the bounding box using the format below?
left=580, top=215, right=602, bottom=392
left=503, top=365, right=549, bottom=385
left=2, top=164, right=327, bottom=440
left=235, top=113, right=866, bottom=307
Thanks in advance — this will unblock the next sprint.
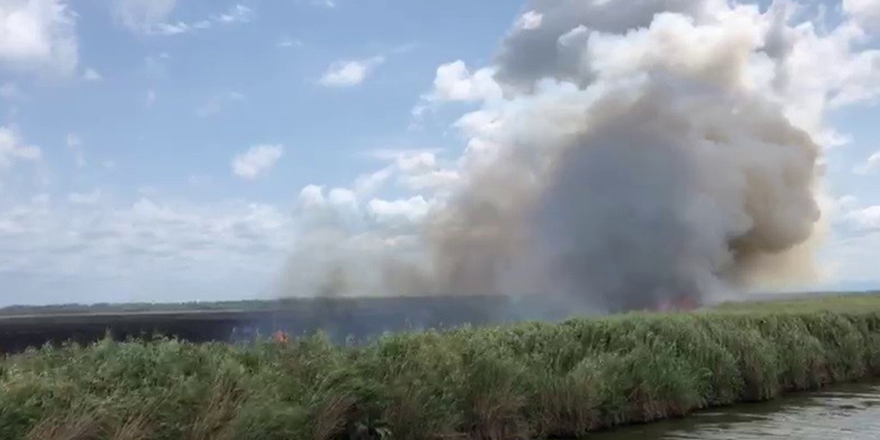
left=590, top=381, right=880, bottom=440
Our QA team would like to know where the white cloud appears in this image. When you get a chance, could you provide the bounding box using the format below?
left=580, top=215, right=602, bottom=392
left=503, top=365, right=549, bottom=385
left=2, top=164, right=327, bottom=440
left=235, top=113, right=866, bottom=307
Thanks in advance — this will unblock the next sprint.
left=845, top=205, right=880, bottom=231
left=0, top=193, right=295, bottom=304
left=844, top=0, right=880, bottom=31
left=318, top=56, right=385, bottom=87
left=328, top=187, right=357, bottom=208
left=151, top=21, right=188, bottom=35
left=115, top=1, right=252, bottom=36
left=0, top=126, right=41, bottom=170
left=827, top=50, right=880, bottom=108
left=357, top=149, right=461, bottom=194
left=854, top=151, right=880, bottom=174
left=215, top=4, right=252, bottom=24
left=352, top=166, right=394, bottom=197
left=425, top=60, right=502, bottom=102
left=0, top=0, right=78, bottom=75
left=83, top=67, right=102, bottom=81
left=232, top=144, right=284, bottom=180
left=101, top=160, right=116, bottom=170
left=113, top=0, right=177, bottom=33
left=367, top=196, right=431, bottom=226
left=196, top=91, right=245, bottom=117
left=517, top=10, right=543, bottom=30
left=67, top=190, right=101, bottom=205
left=298, top=184, right=327, bottom=210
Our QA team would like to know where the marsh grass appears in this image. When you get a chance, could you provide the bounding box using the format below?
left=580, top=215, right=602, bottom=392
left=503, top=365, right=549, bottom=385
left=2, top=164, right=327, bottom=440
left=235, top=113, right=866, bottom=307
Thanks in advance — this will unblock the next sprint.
left=3, top=295, right=880, bottom=439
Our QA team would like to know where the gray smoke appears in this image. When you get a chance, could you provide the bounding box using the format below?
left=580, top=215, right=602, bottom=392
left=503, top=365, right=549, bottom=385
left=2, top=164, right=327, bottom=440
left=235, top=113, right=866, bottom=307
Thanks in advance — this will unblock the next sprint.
left=417, top=0, right=825, bottom=312
left=426, top=81, right=820, bottom=311
left=279, top=0, right=879, bottom=314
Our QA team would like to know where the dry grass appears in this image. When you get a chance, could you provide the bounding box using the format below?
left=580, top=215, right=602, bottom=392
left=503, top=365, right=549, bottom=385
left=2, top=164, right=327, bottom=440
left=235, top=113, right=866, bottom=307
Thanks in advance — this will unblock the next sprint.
left=310, top=392, right=355, bottom=440
left=26, top=410, right=106, bottom=440
left=185, top=384, right=240, bottom=440
left=110, top=414, right=152, bottom=440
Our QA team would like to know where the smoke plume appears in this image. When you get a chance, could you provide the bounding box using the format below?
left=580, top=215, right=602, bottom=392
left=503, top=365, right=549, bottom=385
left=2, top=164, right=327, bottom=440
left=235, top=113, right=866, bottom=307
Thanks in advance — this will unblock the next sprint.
left=279, top=0, right=880, bottom=314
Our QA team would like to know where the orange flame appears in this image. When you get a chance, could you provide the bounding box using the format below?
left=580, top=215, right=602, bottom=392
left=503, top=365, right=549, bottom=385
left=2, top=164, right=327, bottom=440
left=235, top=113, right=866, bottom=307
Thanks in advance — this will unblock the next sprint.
left=273, top=330, right=289, bottom=344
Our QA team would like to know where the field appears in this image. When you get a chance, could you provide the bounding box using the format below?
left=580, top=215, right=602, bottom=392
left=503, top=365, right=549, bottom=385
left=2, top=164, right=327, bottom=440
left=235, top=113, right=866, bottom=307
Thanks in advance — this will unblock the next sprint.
left=0, top=295, right=585, bottom=355
left=1, top=293, right=880, bottom=440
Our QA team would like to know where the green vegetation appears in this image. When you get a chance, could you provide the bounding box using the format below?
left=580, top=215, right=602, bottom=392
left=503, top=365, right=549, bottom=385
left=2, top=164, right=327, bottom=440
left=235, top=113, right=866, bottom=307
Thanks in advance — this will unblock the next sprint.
left=2, top=295, right=880, bottom=440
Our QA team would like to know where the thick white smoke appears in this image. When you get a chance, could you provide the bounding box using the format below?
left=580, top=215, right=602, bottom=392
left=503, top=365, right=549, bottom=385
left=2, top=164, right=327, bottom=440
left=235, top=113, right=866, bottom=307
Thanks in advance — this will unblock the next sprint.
left=278, top=0, right=880, bottom=313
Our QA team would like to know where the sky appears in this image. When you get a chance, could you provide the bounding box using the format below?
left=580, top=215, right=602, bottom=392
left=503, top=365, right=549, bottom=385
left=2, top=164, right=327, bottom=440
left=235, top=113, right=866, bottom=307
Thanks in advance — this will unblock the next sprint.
left=0, top=0, right=879, bottom=307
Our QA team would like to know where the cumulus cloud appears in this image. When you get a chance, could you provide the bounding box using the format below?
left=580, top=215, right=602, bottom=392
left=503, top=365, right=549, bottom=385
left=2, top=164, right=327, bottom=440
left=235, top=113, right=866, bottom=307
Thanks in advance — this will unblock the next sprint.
left=232, top=144, right=284, bottom=180
left=854, top=151, right=880, bottom=174
left=0, top=0, right=78, bottom=75
left=844, top=0, right=880, bottom=31
left=828, top=195, right=880, bottom=234
left=846, top=205, right=880, bottom=231
left=368, top=196, right=431, bottom=227
left=319, top=56, right=385, bottom=87
left=425, top=61, right=502, bottom=102
left=517, top=10, right=543, bottom=30
left=368, top=149, right=460, bottom=192
left=0, top=126, right=41, bottom=170
left=411, top=61, right=503, bottom=126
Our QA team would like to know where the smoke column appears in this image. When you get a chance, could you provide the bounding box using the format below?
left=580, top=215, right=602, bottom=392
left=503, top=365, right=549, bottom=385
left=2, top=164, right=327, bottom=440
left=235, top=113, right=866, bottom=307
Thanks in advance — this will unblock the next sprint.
left=279, top=0, right=880, bottom=314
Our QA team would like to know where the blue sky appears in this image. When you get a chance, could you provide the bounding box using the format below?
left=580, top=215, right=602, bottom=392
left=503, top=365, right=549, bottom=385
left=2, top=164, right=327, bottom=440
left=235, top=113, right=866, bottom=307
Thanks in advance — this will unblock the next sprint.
left=0, top=0, right=879, bottom=306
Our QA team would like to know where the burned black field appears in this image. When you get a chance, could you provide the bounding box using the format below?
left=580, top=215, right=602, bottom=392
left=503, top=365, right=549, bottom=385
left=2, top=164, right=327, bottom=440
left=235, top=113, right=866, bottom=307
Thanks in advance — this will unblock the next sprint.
left=0, top=295, right=528, bottom=353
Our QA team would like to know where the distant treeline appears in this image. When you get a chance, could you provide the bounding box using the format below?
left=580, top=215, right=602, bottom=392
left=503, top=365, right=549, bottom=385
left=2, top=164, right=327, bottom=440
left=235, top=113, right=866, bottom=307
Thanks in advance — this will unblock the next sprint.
left=0, top=296, right=493, bottom=316
left=0, top=299, right=301, bottom=315
left=1, top=290, right=876, bottom=316
left=1, top=295, right=880, bottom=440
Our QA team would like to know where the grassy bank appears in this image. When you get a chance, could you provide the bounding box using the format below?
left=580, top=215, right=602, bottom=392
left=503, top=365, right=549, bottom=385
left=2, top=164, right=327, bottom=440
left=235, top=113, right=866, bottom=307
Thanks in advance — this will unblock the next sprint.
left=2, top=295, right=880, bottom=440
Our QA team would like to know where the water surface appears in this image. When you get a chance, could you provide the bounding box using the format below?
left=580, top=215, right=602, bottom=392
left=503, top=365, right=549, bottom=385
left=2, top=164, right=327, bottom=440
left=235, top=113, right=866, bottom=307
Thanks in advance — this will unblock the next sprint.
left=590, top=380, right=880, bottom=439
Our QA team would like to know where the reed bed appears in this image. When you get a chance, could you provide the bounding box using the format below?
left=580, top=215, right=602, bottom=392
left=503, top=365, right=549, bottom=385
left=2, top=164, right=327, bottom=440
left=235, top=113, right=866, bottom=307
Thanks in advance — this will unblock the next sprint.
left=2, top=295, right=880, bottom=439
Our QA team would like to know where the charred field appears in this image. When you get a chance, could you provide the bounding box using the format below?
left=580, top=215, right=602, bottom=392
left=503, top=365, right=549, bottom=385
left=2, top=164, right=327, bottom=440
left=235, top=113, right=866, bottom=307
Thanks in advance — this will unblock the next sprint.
left=1, top=293, right=880, bottom=440
left=0, top=295, right=519, bottom=354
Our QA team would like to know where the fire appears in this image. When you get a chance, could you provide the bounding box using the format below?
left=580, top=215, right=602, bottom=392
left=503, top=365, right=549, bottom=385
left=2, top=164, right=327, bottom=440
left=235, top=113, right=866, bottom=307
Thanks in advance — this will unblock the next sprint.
left=657, top=296, right=698, bottom=312
left=273, top=330, right=289, bottom=344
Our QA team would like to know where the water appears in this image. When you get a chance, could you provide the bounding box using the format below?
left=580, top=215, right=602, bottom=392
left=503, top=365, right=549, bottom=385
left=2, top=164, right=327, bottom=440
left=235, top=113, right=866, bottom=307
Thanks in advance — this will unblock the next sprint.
left=590, top=381, right=880, bottom=440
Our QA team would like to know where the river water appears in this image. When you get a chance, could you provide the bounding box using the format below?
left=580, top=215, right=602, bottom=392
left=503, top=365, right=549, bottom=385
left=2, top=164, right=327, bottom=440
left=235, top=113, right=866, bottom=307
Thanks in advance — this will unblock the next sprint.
left=589, top=380, right=880, bottom=440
